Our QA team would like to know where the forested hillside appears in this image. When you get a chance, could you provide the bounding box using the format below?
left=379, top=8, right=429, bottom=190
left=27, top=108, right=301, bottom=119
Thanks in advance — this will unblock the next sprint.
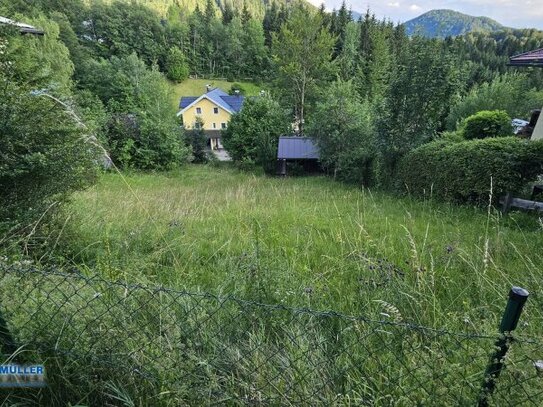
left=404, top=9, right=505, bottom=38
left=2, top=0, right=543, bottom=226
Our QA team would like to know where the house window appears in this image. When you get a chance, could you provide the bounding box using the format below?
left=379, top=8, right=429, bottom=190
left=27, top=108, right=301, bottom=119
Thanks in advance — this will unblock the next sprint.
left=213, top=107, right=219, bottom=114
left=196, top=107, right=202, bottom=114
left=213, top=123, right=217, bottom=129
left=221, top=123, right=227, bottom=129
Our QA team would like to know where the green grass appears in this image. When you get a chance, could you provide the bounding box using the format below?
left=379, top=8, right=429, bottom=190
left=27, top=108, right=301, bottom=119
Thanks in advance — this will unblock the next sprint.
left=170, top=78, right=263, bottom=109
left=5, top=164, right=543, bottom=405
left=58, top=165, right=543, bottom=333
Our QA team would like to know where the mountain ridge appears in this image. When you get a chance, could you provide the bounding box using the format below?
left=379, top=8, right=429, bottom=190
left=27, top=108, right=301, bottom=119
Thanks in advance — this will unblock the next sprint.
left=403, top=9, right=506, bottom=38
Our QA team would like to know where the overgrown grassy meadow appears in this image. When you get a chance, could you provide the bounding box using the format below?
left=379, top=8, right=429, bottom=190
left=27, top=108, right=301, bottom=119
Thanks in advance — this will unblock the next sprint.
left=59, top=164, right=543, bottom=334
left=4, top=164, right=543, bottom=405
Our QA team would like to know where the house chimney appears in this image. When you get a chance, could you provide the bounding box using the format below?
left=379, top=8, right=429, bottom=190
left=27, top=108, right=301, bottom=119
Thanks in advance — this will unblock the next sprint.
left=206, top=84, right=211, bottom=93
left=234, top=90, right=240, bottom=96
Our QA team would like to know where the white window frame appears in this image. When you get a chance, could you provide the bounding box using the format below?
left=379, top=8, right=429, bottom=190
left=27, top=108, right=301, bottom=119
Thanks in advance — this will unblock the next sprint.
left=196, top=107, right=202, bottom=115
left=221, top=122, right=227, bottom=129
left=213, top=107, right=219, bottom=114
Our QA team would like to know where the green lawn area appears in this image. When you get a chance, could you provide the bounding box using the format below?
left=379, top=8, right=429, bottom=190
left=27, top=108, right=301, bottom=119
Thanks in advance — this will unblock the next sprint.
left=170, top=78, right=263, bottom=109
left=64, top=165, right=543, bottom=335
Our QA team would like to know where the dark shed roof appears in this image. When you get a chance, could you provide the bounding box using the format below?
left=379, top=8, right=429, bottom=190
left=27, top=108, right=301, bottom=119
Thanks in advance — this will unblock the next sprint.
left=277, top=137, right=320, bottom=160
left=509, top=48, right=543, bottom=67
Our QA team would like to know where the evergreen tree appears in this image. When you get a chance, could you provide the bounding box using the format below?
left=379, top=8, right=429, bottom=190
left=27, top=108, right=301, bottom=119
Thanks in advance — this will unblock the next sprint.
left=337, top=21, right=359, bottom=81
left=222, top=1, right=235, bottom=25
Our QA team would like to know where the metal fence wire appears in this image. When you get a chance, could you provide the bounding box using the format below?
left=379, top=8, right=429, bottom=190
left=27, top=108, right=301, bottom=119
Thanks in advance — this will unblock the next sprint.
left=0, top=264, right=542, bottom=406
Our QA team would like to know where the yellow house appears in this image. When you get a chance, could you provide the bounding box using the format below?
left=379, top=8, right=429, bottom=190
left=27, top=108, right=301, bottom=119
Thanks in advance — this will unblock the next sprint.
left=177, top=87, right=245, bottom=150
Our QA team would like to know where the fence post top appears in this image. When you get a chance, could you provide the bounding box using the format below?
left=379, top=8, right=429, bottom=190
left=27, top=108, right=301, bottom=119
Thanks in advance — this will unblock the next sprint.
left=510, top=287, right=529, bottom=302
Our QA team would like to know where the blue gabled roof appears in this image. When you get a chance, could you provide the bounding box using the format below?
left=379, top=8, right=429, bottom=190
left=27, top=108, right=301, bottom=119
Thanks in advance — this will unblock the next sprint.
left=277, top=137, right=320, bottom=160
left=220, top=95, right=245, bottom=113
left=179, top=97, right=197, bottom=109
left=178, top=88, right=245, bottom=113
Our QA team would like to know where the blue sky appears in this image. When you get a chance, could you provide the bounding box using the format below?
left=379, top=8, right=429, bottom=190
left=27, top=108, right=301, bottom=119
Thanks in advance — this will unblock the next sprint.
left=306, top=0, right=543, bottom=29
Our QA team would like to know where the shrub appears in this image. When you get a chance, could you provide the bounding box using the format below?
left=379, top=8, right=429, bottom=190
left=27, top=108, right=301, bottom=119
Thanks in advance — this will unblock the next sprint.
left=222, top=96, right=290, bottom=174
left=309, top=80, right=376, bottom=186
left=461, top=110, right=512, bottom=140
left=165, top=46, right=189, bottom=83
left=397, top=137, right=543, bottom=203
left=0, top=28, right=98, bottom=233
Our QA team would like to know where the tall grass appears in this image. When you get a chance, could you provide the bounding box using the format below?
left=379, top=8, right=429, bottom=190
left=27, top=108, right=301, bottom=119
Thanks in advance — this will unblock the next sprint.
left=50, top=165, right=543, bottom=334
left=3, top=164, right=543, bottom=405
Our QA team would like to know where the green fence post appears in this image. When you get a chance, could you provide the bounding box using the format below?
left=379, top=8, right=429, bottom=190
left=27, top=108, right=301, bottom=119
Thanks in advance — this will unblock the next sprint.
left=478, top=286, right=529, bottom=407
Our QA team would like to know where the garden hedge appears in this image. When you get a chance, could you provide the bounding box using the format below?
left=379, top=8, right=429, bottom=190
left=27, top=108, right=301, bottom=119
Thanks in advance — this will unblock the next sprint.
left=462, top=110, right=513, bottom=140
left=396, top=137, right=543, bottom=203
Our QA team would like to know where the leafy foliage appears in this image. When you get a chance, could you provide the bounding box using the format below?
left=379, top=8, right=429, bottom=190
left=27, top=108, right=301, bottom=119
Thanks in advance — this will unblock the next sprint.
left=272, top=5, right=336, bottom=134
left=461, top=110, right=513, bottom=140
left=83, top=54, right=189, bottom=170
left=446, top=74, right=543, bottom=129
left=187, top=118, right=208, bottom=163
left=397, top=137, right=543, bottom=203
left=0, top=35, right=97, bottom=231
left=222, top=96, right=290, bottom=173
left=166, top=46, right=189, bottom=82
left=309, top=80, right=375, bottom=185
left=376, top=37, right=460, bottom=183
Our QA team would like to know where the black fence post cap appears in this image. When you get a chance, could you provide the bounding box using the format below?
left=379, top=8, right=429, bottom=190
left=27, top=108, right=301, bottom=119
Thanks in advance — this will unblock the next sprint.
left=510, top=287, right=529, bottom=302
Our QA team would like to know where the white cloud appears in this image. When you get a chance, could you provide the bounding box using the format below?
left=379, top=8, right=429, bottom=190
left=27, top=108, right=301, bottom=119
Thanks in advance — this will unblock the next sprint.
left=387, top=2, right=401, bottom=7
left=409, top=4, right=422, bottom=12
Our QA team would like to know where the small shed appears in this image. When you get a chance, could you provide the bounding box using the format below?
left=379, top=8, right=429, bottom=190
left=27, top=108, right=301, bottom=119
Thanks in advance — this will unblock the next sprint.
left=509, top=48, right=543, bottom=140
left=277, top=136, right=320, bottom=176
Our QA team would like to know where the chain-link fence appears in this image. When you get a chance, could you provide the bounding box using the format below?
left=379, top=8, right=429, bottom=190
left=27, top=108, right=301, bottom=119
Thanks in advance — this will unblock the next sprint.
left=0, top=264, right=542, bottom=406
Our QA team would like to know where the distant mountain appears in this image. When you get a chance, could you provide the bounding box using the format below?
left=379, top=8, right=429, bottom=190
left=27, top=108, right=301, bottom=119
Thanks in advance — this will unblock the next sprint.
left=404, top=9, right=506, bottom=38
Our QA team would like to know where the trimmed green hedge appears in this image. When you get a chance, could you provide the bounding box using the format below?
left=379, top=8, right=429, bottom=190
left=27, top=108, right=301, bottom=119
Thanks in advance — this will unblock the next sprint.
left=397, top=137, right=543, bottom=203
left=462, top=110, right=513, bottom=140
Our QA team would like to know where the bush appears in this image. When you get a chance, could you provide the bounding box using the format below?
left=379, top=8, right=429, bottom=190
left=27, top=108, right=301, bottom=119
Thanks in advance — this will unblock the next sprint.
left=461, top=110, right=512, bottom=140
left=222, top=96, right=290, bottom=174
left=397, top=137, right=543, bottom=203
left=0, top=28, right=98, bottom=233
left=165, top=47, right=189, bottom=83
left=309, top=80, right=376, bottom=186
